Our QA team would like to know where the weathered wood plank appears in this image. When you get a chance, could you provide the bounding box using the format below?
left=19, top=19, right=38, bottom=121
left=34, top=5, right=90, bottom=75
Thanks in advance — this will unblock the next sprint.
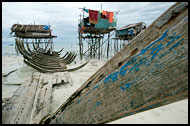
left=28, top=73, right=45, bottom=124
left=2, top=72, right=40, bottom=124
left=52, top=72, right=73, bottom=87
left=48, top=2, right=188, bottom=124
left=2, top=71, right=56, bottom=124
left=29, top=73, right=54, bottom=124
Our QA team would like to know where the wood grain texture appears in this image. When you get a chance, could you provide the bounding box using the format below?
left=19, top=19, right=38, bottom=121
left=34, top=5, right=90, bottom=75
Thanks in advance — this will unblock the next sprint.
left=2, top=72, right=73, bottom=124
left=49, top=2, right=188, bottom=124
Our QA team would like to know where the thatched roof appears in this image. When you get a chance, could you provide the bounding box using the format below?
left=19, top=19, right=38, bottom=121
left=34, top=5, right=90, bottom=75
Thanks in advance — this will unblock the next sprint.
left=10, top=24, right=57, bottom=38
left=117, top=22, right=146, bottom=31
left=11, top=24, right=51, bottom=33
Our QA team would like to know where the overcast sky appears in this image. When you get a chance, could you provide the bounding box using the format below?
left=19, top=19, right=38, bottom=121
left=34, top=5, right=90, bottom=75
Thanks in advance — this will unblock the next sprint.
left=2, top=2, right=176, bottom=44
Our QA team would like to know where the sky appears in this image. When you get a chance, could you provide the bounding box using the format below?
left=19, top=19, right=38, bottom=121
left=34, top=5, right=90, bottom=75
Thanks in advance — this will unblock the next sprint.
left=2, top=2, right=176, bottom=44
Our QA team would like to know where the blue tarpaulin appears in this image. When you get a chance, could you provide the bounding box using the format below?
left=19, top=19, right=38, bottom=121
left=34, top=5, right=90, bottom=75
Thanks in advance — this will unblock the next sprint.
left=43, top=25, right=50, bottom=30
left=128, top=30, right=133, bottom=35
left=116, top=29, right=128, bottom=36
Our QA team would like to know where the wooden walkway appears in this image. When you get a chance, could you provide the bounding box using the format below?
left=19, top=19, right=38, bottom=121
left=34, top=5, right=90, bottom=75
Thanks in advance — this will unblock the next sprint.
left=2, top=72, right=72, bottom=124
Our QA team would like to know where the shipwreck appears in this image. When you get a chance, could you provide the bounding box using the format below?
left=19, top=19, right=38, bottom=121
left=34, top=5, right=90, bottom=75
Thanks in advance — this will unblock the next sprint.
left=10, top=24, right=88, bottom=73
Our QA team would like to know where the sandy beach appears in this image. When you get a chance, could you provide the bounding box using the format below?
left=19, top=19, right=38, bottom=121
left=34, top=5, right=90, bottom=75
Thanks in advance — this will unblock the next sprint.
left=2, top=55, right=188, bottom=124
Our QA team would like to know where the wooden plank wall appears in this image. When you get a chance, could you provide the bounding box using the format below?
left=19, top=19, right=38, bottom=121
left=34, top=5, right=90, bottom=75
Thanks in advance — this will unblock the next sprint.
left=49, top=2, right=188, bottom=124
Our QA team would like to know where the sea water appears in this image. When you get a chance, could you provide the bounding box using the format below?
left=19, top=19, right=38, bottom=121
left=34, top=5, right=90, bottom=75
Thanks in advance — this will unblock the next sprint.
left=2, top=40, right=107, bottom=106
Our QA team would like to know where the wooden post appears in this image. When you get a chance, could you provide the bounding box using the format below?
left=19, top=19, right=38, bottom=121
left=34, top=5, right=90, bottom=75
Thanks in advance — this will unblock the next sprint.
left=107, top=33, right=110, bottom=59
left=101, top=34, right=104, bottom=58
left=79, top=31, right=83, bottom=60
left=98, top=35, right=101, bottom=59
left=79, top=14, right=83, bottom=60
left=90, top=34, right=93, bottom=58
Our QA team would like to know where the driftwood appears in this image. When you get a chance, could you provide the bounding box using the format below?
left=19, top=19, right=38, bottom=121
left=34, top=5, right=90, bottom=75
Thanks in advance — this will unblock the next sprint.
left=2, top=72, right=74, bottom=124
left=2, top=75, right=39, bottom=124
left=3, top=69, right=18, bottom=77
left=45, top=2, right=188, bottom=124
left=2, top=82, right=22, bottom=85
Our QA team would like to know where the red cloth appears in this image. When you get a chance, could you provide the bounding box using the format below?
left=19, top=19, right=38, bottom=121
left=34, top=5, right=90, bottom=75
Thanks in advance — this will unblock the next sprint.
left=102, top=10, right=107, bottom=16
left=108, top=12, right=113, bottom=23
left=102, top=10, right=109, bottom=18
left=102, top=10, right=114, bottom=23
left=89, top=9, right=98, bottom=24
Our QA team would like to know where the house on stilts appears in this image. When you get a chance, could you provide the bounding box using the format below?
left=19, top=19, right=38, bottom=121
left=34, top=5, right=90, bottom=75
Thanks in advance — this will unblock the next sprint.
left=78, top=7, right=118, bottom=59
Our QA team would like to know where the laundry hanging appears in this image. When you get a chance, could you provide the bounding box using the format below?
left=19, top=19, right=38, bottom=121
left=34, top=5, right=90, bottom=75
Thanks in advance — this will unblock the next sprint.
left=89, top=9, right=98, bottom=24
left=102, top=10, right=114, bottom=23
left=108, top=12, right=114, bottom=23
left=102, top=10, right=108, bottom=19
left=83, top=8, right=89, bottom=13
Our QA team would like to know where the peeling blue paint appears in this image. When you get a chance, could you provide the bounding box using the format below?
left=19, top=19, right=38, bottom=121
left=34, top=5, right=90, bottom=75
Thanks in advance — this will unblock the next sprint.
left=137, top=30, right=168, bottom=56
left=92, top=83, right=100, bottom=90
left=96, top=101, right=103, bottom=107
left=77, top=99, right=81, bottom=104
left=129, top=57, right=148, bottom=73
left=158, top=53, right=164, bottom=59
left=104, top=71, right=119, bottom=86
left=150, top=44, right=164, bottom=60
left=120, top=82, right=131, bottom=91
left=167, top=33, right=180, bottom=46
left=169, top=38, right=184, bottom=51
left=92, top=101, right=103, bottom=110
left=102, top=30, right=185, bottom=92
left=77, top=30, right=185, bottom=104
left=66, top=29, right=187, bottom=119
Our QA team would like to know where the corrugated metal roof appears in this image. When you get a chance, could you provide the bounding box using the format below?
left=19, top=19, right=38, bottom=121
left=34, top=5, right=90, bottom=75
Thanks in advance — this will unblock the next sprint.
left=117, top=22, right=145, bottom=31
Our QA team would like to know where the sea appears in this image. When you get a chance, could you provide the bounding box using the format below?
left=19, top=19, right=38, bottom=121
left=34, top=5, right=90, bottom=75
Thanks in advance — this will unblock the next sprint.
left=2, top=38, right=118, bottom=61
left=2, top=41, right=79, bottom=58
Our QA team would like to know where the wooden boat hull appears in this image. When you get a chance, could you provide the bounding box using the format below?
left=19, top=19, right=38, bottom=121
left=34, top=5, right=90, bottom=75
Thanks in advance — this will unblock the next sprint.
left=46, top=2, right=188, bottom=124
left=15, top=38, right=87, bottom=73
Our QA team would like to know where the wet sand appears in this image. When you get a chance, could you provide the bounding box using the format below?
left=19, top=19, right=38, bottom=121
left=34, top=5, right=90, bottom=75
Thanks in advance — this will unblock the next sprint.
left=2, top=55, right=188, bottom=124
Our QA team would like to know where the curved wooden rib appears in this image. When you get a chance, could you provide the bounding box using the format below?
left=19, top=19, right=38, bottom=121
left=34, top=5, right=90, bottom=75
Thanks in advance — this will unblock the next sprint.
left=24, top=59, right=88, bottom=73
left=15, top=38, right=86, bottom=72
left=57, top=48, right=64, bottom=53
left=61, top=52, right=77, bottom=64
left=16, top=39, right=64, bottom=68
left=60, top=52, right=69, bottom=59
left=26, top=41, right=33, bottom=54
left=65, top=53, right=77, bottom=64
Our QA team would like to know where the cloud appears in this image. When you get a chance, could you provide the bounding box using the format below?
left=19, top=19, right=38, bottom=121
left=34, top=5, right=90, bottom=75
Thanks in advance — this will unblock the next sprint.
left=2, top=2, right=176, bottom=43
